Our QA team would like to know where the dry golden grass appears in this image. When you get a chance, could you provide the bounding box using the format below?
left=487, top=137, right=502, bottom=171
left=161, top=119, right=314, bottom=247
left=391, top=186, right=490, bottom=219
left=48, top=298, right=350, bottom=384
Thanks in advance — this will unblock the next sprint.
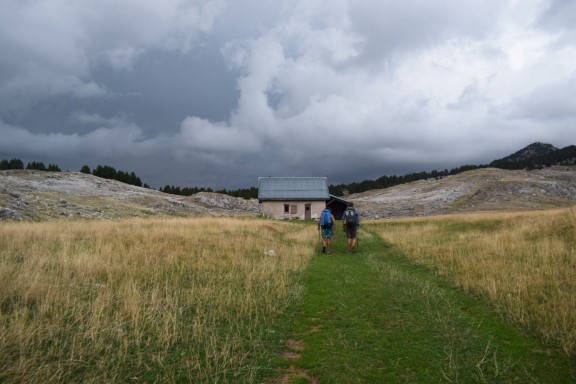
left=0, top=217, right=316, bottom=383
left=370, top=207, right=576, bottom=356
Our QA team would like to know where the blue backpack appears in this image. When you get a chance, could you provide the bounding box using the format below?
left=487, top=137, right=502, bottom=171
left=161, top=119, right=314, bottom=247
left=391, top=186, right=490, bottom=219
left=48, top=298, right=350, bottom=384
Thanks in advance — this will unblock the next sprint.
left=320, top=209, right=332, bottom=228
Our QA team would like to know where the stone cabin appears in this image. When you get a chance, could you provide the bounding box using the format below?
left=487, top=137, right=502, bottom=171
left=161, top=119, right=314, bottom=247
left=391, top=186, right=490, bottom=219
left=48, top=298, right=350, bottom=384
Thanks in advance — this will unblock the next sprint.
left=258, top=177, right=347, bottom=220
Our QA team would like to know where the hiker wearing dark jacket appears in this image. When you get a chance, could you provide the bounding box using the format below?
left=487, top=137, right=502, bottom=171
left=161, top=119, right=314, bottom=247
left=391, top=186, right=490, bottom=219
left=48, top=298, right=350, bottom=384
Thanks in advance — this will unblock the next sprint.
left=342, top=202, right=359, bottom=252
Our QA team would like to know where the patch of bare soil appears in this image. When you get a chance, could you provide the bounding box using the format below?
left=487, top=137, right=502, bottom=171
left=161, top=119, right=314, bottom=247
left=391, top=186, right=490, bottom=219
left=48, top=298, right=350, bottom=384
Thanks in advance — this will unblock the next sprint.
left=274, top=366, right=319, bottom=384
left=274, top=338, right=319, bottom=384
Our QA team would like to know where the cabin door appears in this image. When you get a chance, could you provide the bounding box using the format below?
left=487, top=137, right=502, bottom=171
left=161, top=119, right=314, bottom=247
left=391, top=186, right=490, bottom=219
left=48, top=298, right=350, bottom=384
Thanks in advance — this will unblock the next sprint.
left=305, top=203, right=311, bottom=220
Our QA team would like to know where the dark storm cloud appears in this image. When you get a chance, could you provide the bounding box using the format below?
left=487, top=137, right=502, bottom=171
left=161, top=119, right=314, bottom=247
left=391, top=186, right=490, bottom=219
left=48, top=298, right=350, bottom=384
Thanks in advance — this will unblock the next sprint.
left=1, top=0, right=576, bottom=189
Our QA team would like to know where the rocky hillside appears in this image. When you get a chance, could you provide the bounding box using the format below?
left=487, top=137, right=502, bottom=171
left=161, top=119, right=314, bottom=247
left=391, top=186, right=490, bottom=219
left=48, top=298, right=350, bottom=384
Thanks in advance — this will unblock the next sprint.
left=0, top=170, right=259, bottom=221
left=349, top=166, right=576, bottom=219
left=1, top=166, right=576, bottom=221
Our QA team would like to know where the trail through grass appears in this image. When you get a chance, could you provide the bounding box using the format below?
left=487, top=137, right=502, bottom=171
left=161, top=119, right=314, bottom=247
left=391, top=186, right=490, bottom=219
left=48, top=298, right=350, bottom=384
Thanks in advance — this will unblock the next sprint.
left=3, top=217, right=575, bottom=383
left=275, top=226, right=576, bottom=383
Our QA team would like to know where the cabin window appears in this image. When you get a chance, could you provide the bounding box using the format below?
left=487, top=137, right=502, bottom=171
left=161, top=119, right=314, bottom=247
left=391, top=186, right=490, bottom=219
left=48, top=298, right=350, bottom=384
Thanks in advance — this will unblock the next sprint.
left=284, top=204, right=289, bottom=214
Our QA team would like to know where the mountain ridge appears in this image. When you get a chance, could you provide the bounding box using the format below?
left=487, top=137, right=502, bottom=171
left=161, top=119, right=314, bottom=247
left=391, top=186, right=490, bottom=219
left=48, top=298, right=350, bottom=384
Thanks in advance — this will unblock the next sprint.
left=1, top=142, right=576, bottom=221
left=0, top=170, right=259, bottom=221
left=349, top=166, right=576, bottom=219
left=2, top=165, right=575, bottom=221
left=329, top=142, right=576, bottom=196
left=489, top=142, right=576, bottom=169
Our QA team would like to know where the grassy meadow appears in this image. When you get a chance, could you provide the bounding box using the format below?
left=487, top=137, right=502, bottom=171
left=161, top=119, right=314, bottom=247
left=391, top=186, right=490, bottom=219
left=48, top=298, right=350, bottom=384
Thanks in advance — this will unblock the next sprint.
left=0, top=217, right=316, bottom=383
left=369, top=207, right=576, bottom=357
left=2, top=208, right=576, bottom=382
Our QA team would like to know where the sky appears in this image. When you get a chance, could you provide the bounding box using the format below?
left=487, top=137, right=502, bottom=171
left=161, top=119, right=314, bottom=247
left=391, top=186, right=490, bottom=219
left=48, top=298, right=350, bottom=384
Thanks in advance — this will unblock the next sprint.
left=1, top=0, right=576, bottom=189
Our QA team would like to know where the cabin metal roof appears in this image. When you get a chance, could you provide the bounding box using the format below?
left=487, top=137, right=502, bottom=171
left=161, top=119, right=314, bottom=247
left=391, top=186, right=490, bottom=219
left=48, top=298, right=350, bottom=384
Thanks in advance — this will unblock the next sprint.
left=258, top=177, right=329, bottom=201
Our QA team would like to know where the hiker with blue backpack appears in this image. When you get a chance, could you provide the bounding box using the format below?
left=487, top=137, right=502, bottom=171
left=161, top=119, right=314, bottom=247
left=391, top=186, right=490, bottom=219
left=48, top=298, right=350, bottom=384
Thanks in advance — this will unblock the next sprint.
left=318, top=207, right=336, bottom=254
left=342, top=202, right=360, bottom=253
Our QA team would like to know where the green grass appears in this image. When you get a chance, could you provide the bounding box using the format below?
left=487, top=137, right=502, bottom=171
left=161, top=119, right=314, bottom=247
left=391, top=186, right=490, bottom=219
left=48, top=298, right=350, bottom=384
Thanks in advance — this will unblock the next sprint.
left=273, top=225, right=576, bottom=383
left=3, top=217, right=575, bottom=383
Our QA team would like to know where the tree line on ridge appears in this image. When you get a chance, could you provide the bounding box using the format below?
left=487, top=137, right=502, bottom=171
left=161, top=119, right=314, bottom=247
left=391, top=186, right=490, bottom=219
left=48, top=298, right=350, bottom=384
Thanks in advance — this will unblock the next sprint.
left=1, top=143, right=574, bottom=199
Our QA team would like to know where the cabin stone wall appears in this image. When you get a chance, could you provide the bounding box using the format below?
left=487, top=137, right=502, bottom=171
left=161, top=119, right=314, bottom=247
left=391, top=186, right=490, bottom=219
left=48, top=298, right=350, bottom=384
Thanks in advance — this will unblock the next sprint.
left=260, top=201, right=326, bottom=220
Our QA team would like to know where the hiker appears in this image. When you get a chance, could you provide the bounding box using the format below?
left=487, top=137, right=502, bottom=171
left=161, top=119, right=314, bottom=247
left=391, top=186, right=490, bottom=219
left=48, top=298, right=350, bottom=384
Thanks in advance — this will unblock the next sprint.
left=318, top=207, right=336, bottom=254
left=342, top=202, right=360, bottom=253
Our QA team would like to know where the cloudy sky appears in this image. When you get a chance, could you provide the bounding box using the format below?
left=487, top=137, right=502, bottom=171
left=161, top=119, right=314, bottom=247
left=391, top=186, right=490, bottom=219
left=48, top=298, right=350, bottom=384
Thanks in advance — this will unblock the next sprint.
left=1, top=0, right=575, bottom=189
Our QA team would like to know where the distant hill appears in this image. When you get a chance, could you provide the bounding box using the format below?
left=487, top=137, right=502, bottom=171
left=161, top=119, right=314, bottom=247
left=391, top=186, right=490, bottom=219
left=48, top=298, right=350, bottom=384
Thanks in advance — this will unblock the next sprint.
left=3, top=142, right=574, bottom=200
left=2, top=165, right=576, bottom=221
left=2, top=142, right=576, bottom=221
left=0, top=170, right=259, bottom=221
left=330, top=142, right=576, bottom=195
left=489, top=142, right=576, bottom=170
left=349, top=166, right=576, bottom=219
